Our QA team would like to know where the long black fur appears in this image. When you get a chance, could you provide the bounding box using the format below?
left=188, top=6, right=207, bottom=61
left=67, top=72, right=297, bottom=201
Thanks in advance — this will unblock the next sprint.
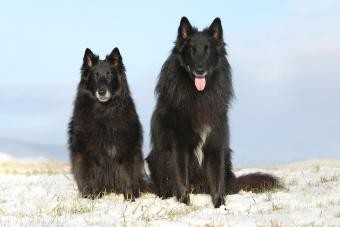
left=146, top=17, right=279, bottom=208
left=68, top=47, right=145, bottom=201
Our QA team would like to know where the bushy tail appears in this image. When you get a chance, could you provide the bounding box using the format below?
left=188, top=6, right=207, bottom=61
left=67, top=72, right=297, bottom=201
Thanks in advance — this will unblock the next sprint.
left=235, top=172, right=280, bottom=193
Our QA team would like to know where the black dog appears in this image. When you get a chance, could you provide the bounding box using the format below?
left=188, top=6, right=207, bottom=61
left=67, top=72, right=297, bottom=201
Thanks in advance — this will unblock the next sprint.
left=146, top=17, right=279, bottom=208
left=68, top=47, right=145, bottom=201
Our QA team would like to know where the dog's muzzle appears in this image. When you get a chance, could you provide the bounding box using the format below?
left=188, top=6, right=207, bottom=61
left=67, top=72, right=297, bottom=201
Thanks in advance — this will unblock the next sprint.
left=96, top=89, right=111, bottom=103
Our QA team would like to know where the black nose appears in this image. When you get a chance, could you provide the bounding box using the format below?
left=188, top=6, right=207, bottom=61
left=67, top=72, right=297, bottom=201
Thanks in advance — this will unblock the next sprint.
left=98, top=88, right=106, bottom=96
left=195, top=68, right=205, bottom=75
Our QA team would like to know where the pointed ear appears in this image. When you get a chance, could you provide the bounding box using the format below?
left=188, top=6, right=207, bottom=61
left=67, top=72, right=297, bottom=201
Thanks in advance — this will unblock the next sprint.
left=209, top=17, right=223, bottom=40
left=177, top=16, right=193, bottom=40
left=106, top=47, right=122, bottom=66
left=83, top=48, right=97, bottom=68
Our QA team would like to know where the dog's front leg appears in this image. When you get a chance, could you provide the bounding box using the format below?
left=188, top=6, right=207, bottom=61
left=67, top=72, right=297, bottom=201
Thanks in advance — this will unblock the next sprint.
left=203, top=142, right=226, bottom=208
left=173, top=145, right=190, bottom=205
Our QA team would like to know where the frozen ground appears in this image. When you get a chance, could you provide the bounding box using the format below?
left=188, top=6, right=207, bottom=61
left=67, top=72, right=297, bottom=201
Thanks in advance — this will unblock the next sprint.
left=0, top=159, right=339, bottom=226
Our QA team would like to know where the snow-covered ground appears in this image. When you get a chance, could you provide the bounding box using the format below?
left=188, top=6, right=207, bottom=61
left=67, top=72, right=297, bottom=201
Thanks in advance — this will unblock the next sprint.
left=0, top=160, right=339, bottom=226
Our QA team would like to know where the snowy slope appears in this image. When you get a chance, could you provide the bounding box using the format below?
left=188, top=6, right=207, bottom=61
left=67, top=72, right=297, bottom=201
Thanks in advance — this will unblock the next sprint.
left=0, top=160, right=339, bottom=226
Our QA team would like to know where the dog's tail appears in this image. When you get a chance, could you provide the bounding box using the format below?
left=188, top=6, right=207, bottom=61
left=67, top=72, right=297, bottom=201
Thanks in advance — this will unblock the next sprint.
left=234, top=172, right=280, bottom=193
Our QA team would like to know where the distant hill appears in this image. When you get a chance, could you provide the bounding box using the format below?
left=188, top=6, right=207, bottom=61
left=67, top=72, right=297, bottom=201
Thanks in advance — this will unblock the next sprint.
left=0, top=137, right=68, bottom=161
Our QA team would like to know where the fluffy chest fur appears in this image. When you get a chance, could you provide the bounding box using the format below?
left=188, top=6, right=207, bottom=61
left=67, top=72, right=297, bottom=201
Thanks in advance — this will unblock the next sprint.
left=107, top=145, right=117, bottom=158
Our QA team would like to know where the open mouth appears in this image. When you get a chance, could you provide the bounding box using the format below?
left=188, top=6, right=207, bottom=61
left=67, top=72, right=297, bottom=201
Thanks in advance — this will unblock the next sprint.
left=193, top=72, right=207, bottom=91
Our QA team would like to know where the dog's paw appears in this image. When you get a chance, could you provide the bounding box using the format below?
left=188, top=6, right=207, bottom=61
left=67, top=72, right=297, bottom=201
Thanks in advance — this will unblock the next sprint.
left=212, top=194, right=225, bottom=208
left=177, top=191, right=190, bottom=205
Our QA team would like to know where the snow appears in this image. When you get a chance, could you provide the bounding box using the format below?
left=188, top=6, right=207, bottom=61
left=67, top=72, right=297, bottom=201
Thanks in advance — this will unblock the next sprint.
left=0, top=160, right=339, bottom=226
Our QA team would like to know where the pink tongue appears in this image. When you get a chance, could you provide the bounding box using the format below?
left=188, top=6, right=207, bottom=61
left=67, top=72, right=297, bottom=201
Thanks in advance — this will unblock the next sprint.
left=194, top=78, right=206, bottom=91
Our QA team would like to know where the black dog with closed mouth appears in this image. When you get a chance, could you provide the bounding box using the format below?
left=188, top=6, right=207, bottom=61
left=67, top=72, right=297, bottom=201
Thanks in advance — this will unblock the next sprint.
left=68, top=47, right=145, bottom=201
left=146, top=17, right=279, bottom=208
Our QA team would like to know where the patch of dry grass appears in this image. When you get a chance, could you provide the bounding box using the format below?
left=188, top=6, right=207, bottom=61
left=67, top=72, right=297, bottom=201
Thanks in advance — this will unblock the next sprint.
left=50, top=197, right=97, bottom=217
left=270, top=220, right=283, bottom=227
left=320, top=175, right=338, bottom=183
left=271, top=203, right=283, bottom=212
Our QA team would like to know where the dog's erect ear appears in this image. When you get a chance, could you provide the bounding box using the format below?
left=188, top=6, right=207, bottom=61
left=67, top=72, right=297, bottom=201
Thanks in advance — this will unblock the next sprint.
left=106, top=47, right=122, bottom=66
left=83, top=48, right=96, bottom=68
left=178, top=17, right=193, bottom=40
left=208, top=17, right=223, bottom=40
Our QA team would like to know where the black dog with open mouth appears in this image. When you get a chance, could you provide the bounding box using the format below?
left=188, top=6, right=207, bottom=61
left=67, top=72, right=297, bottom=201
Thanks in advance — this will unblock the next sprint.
left=147, top=17, right=279, bottom=208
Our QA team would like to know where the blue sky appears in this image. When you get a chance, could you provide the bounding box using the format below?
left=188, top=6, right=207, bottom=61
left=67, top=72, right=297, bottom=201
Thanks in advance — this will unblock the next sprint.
left=0, top=0, right=339, bottom=165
